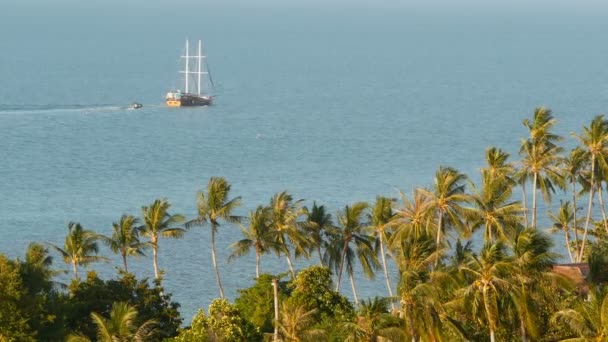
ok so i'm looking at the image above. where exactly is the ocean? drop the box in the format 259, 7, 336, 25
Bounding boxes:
1, 1, 607, 322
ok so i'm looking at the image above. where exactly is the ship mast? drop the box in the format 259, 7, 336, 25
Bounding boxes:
184, 40, 189, 94
197, 40, 202, 96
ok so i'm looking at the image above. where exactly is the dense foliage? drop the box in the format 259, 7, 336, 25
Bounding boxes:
6, 109, 608, 340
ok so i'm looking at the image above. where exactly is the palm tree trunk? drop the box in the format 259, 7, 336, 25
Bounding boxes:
122, 252, 128, 273
522, 181, 529, 228
72, 260, 78, 279
379, 237, 395, 310
564, 226, 574, 263
597, 182, 608, 233
520, 319, 528, 342
152, 240, 159, 280
490, 330, 496, 342
579, 157, 596, 262
532, 172, 538, 229
211, 225, 225, 298
435, 213, 443, 256
349, 271, 359, 304
256, 249, 260, 279
317, 246, 324, 266
572, 181, 580, 260
285, 253, 296, 278
335, 243, 348, 291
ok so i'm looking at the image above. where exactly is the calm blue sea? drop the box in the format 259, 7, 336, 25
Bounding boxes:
1, 1, 608, 322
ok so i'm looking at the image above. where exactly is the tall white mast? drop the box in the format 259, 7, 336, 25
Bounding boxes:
184, 40, 190, 94
197, 40, 202, 95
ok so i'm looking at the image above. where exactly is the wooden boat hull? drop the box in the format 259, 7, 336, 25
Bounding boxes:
166, 94, 212, 107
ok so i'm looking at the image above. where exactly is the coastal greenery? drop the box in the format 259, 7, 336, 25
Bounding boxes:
5, 109, 608, 340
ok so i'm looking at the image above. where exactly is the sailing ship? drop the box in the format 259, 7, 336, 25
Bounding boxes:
166, 40, 214, 107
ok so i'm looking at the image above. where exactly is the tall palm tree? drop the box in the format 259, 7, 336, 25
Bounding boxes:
140, 199, 185, 281
268, 191, 308, 278
548, 201, 581, 263
392, 233, 446, 341
302, 202, 334, 266
186, 177, 241, 298
390, 189, 434, 242
48, 222, 104, 279
552, 286, 608, 340
367, 196, 397, 309
508, 227, 559, 342
465, 177, 523, 242
100, 215, 147, 273
562, 147, 588, 260
518, 139, 564, 229
419, 166, 470, 253
519, 107, 563, 228
481, 147, 516, 186
228, 205, 276, 278
332, 202, 379, 304
66, 302, 159, 342
573, 115, 608, 260
457, 241, 515, 342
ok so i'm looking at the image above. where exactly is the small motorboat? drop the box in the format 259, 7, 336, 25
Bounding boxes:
129, 103, 143, 109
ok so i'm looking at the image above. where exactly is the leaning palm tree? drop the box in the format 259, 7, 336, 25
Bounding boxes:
419, 166, 470, 254
66, 301, 159, 342
302, 202, 335, 266
48, 222, 104, 279
573, 115, 608, 260
140, 199, 185, 281
100, 215, 147, 273
186, 177, 241, 298
367, 196, 397, 309
552, 285, 608, 341
228, 205, 276, 278
268, 191, 308, 278
561, 147, 588, 260
332, 202, 379, 304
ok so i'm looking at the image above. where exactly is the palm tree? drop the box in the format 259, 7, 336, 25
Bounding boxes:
518, 139, 564, 229
229, 205, 276, 278
552, 286, 608, 341
573, 115, 608, 260
481, 147, 516, 186
277, 302, 325, 342
562, 147, 588, 260
509, 227, 559, 342
548, 201, 581, 263
302, 202, 334, 266
519, 107, 563, 228
268, 191, 308, 278
140, 199, 185, 281
457, 241, 515, 342
419, 166, 470, 254
186, 177, 241, 298
392, 233, 445, 341
48, 222, 104, 279
332, 202, 379, 304
66, 302, 159, 342
367, 196, 397, 309
390, 189, 434, 242
465, 176, 522, 242
100, 215, 147, 273
341, 297, 404, 342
